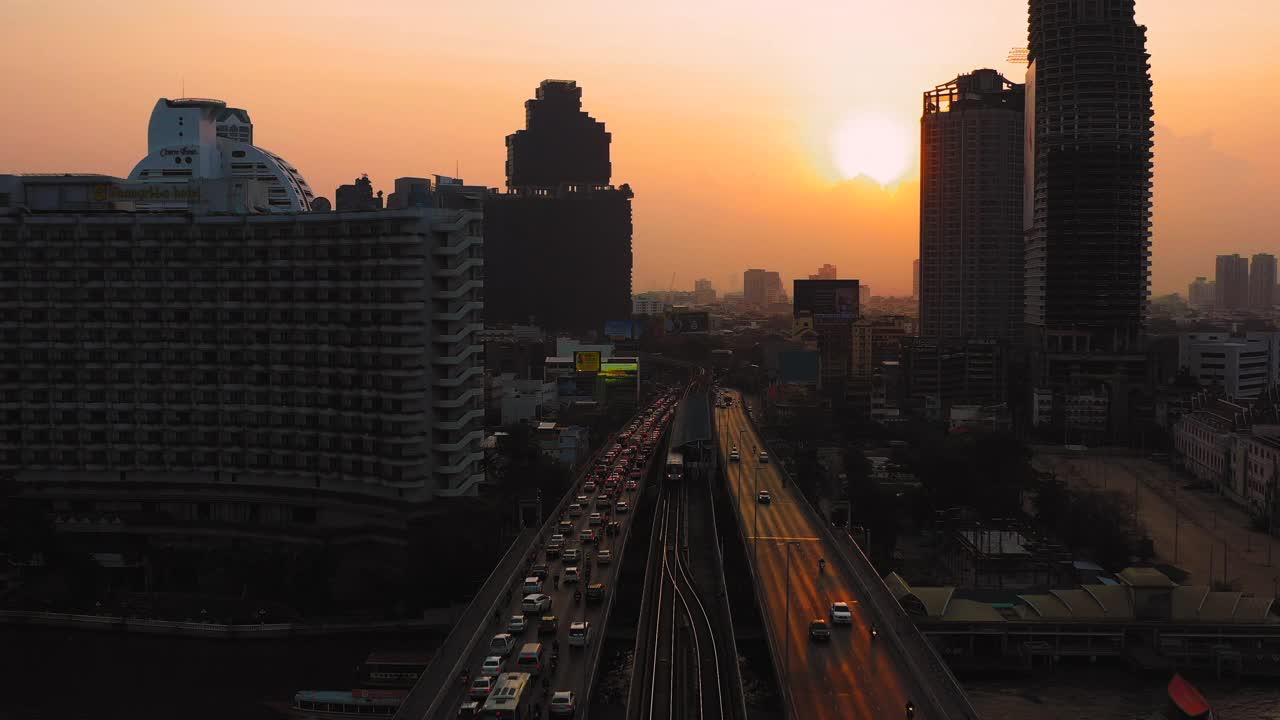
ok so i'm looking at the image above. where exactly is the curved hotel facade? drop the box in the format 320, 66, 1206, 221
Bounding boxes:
0, 99, 485, 554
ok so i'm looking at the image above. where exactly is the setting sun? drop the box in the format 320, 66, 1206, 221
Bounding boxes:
831, 111, 914, 186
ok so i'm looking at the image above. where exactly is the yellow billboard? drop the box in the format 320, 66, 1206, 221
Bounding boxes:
574, 350, 602, 373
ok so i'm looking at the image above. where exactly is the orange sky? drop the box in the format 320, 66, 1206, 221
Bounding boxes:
2, 1, 1276, 297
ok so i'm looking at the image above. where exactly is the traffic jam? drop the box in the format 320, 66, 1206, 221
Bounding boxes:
458, 390, 679, 718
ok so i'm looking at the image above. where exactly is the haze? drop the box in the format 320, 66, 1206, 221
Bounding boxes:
2, 0, 1276, 296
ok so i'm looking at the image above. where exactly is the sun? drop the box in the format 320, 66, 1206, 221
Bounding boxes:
830, 111, 914, 186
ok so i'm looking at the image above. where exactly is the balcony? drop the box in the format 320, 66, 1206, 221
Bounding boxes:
436, 471, 485, 498
434, 302, 483, 322
435, 451, 483, 476
432, 323, 483, 344
433, 387, 483, 409
434, 366, 483, 387
432, 344, 482, 365
433, 430, 484, 452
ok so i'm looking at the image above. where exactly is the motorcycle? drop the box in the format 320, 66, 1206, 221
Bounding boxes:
871, 623, 879, 640
818, 558, 826, 574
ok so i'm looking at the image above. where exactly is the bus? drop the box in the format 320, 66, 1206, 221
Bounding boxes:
480, 672, 532, 719
665, 450, 684, 483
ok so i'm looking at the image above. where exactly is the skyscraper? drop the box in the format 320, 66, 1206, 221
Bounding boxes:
920, 68, 1025, 341
1024, 0, 1154, 354
1187, 276, 1216, 310
809, 264, 838, 280
743, 269, 783, 307
912, 259, 920, 301
485, 81, 633, 333
505, 80, 611, 189
1215, 254, 1250, 310
1250, 253, 1277, 310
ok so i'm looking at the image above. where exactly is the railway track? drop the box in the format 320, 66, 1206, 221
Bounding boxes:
630, 482, 724, 720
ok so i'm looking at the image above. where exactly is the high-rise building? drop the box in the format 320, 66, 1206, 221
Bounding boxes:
1250, 253, 1277, 310
920, 69, 1025, 341
1024, 0, 1154, 354
809, 264, 838, 280
794, 279, 860, 394
693, 278, 716, 305
485, 81, 633, 333
743, 269, 784, 307
1187, 277, 1216, 310
1216, 254, 1251, 310
913, 259, 920, 301
505, 80, 611, 189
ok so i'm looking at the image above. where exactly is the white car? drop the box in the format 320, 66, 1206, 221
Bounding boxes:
469, 675, 495, 700
759, 451, 769, 464
729, 449, 740, 462
523, 577, 542, 595
480, 655, 505, 677
615, 501, 629, 514
508, 615, 527, 633
830, 602, 852, 625
583, 481, 597, 492
568, 503, 583, 517
568, 620, 591, 647
588, 512, 603, 526
563, 566, 581, 584
549, 690, 576, 716
489, 633, 515, 657
521, 594, 551, 614
562, 548, 581, 564
596, 549, 613, 565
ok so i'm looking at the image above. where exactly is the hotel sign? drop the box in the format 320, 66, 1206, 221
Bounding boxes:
93, 183, 201, 203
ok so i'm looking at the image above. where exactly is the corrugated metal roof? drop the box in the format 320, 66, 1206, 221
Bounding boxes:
1018, 594, 1074, 619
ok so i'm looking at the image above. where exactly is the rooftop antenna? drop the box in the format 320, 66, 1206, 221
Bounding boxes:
181, 75, 185, 98
455, 159, 460, 178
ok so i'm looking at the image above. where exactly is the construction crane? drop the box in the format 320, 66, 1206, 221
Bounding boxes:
668, 272, 677, 305
1008, 47, 1030, 64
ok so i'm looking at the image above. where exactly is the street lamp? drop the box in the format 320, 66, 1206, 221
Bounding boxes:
783, 540, 802, 717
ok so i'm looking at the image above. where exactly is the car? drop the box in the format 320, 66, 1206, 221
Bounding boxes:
729, 449, 740, 462
829, 602, 852, 625
549, 690, 576, 716
521, 594, 551, 614
757, 490, 771, 504
457, 700, 482, 718
538, 614, 558, 635
588, 512, 603, 527
586, 582, 605, 603
606, 521, 621, 536
530, 562, 548, 580
523, 577, 543, 595
567, 503, 583, 518
596, 549, 613, 565
489, 633, 515, 656
562, 548, 581, 564
468, 675, 495, 699
583, 481, 597, 492
568, 620, 591, 646
615, 501, 629, 514
508, 615, 527, 633
809, 619, 831, 641
563, 566, 581, 584
575, 495, 589, 505
480, 655, 505, 677
624, 479, 639, 491
596, 497, 612, 510
759, 451, 769, 464
579, 529, 598, 545
558, 520, 575, 536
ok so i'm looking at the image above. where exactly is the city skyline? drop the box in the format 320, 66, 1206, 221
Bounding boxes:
3, 1, 1276, 297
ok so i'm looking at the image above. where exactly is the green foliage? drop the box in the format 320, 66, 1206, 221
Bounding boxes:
1033, 477, 1153, 571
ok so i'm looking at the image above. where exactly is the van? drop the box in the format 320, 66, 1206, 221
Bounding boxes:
523, 577, 542, 595
514, 642, 544, 674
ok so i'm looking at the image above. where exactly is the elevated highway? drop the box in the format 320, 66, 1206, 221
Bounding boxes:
716, 389, 978, 720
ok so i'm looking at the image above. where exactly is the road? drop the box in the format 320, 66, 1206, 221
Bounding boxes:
438, 396, 676, 718
716, 389, 917, 720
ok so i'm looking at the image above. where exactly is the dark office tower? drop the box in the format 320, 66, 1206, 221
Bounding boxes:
485, 80, 633, 333
1024, 0, 1154, 354
1250, 253, 1277, 310
920, 69, 1025, 341
506, 80, 612, 189
1215, 254, 1250, 310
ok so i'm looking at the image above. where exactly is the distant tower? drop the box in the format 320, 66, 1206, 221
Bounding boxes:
1250, 254, 1277, 309
1215, 254, 1250, 310
1024, 0, 1154, 353
505, 80, 612, 189
920, 69, 1024, 340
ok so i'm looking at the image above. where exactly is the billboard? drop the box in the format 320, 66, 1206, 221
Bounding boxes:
604, 320, 637, 341
663, 311, 710, 335
793, 279, 859, 320
574, 350, 602, 373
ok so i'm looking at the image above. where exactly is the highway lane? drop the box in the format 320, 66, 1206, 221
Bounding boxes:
716, 390, 917, 720
439, 397, 676, 718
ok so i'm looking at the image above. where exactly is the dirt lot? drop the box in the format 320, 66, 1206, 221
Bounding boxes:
1033, 449, 1280, 597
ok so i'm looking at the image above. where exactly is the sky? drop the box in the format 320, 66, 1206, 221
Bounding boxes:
2, 0, 1277, 297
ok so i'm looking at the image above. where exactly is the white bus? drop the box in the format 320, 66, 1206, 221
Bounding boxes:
480, 672, 532, 720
